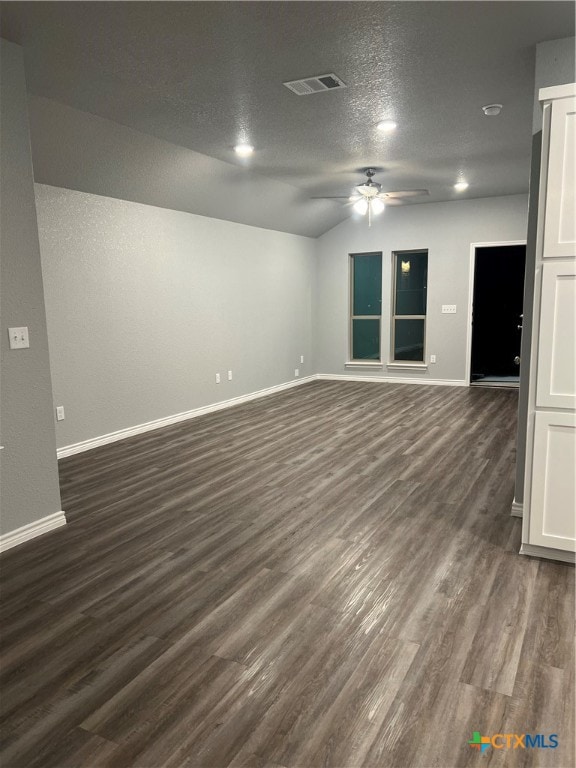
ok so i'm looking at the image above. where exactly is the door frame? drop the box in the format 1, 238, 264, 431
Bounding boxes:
465, 240, 527, 385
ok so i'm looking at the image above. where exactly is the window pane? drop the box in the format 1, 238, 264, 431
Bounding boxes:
352, 319, 380, 360
394, 319, 425, 361
353, 253, 382, 315
395, 252, 427, 315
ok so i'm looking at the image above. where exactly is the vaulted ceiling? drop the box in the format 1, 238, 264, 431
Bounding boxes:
1, 2, 574, 236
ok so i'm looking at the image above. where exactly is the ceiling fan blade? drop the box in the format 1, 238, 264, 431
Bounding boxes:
381, 189, 429, 199
310, 196, 354, 200
383, 198, 405, 206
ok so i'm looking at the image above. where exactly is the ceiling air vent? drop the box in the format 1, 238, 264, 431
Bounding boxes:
283, 73, 347, 96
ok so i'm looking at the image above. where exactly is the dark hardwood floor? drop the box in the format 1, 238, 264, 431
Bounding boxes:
1, 380, 574, 768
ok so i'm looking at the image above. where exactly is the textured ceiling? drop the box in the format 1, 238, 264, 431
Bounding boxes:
1, 1, 574, 235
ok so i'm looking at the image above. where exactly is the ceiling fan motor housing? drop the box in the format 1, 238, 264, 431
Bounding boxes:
356, 169, 381, 197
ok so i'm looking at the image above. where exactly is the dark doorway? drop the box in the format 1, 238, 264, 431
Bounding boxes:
470, 244, 526, 384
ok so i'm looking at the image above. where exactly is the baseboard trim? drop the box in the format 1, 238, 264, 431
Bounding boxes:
519, 543, 575, 564
510, 500, 523, 518
57, 372, 471, 459
317, 373, 468, 388
0, 511, 67, 554
57, 376, 316, 459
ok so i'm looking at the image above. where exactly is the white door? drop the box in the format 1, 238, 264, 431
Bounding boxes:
536, 261, 576, 409
529, 411, 576, 551
543, 95, 576, 258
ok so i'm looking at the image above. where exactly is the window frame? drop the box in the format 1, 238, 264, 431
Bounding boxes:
391, 249, 428, 364
349, 251, 383, 363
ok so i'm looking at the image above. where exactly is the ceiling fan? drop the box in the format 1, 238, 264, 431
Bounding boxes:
312, 169, 429, 226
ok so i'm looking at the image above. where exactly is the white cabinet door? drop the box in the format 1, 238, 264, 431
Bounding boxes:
529, 411, 576, 552
543, 96, 576, 259
536, 261, 576, 409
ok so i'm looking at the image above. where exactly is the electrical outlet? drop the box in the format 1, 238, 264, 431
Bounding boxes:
215, 373, 221, 384
56, 406, 65, 421
295, 368, 300, 377
300, 355, 304, 364
228, 370, 233, 381
8, 327, 29, 349
430, 354, 437, 364
441, 304, 457, 314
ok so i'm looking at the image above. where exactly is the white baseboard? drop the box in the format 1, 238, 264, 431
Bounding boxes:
520, 542, 575, 564
0, 511, 67, 554
511, 500, 523, 518
57, 373, 471, 459
57, 375, 316, 459
317, 373, 468, 387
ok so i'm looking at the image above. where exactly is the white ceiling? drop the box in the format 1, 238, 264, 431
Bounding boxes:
1, 1, 574, 236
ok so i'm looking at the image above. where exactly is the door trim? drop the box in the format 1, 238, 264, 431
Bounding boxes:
465, 240, 527, 385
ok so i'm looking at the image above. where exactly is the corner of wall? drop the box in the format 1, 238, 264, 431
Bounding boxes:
0, 39, 62, 536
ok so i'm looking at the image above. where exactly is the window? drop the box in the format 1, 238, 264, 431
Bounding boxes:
350, 252, 382, 361
392, 250, 428, 362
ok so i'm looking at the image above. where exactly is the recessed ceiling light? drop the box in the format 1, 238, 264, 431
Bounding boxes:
454, 181, 469, 192
482, 104, 502, 116
377, 120, 397, 133
234, 143, 254, 157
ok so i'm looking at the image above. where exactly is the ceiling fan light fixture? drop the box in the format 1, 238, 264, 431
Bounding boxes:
312, 170, 427, 226
356, 184, 379, 198
377, 120, 397, 133
353, 199, 369, 215
454, 180, 469, 191
234, 143, 254, 157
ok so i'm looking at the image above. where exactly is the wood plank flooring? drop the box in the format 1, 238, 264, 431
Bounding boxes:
1, 380, 574, 768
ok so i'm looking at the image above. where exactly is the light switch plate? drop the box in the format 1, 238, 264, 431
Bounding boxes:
441, 305, 457, 314
8, 327, 29, 349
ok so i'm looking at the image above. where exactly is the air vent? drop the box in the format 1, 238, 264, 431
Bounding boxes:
283, 73, 347, 96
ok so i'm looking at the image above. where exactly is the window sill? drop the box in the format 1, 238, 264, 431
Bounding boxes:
387, 362, 428, 371
345, 361, 383, 369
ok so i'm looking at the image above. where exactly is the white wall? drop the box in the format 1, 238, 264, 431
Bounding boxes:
36, 185, 315, 450
0, 42, 62, 535
315, 194, 529, 382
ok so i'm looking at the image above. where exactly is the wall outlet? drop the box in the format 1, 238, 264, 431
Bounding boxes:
215, 373, 221, 383
8, 327, 30, 349
56, 406, 65, 421
430, 354, 437, 364
295, 368, 300, 377
227, 370, 233, 381
441, 304, 457, 314
300, 355, 304, 364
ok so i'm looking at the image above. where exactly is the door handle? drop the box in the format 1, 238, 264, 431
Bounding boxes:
517, 325, 523, 330
514, 356, 521, 365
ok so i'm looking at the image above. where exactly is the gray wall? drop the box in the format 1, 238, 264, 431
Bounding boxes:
315, 194, 529, 381
35, 185, 315, 450
514, 133, 542, 507
0, 41, 62, 535
532, 37, 575, 132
